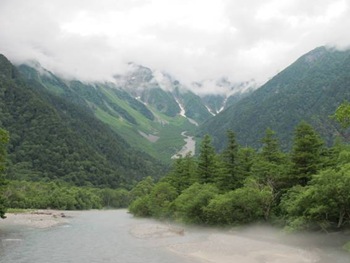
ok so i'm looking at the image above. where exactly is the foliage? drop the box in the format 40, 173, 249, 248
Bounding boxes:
162, 153, 196, 193
205, 184, 273, 225
201, 47, 350, 151
129, 119, 350, 232
4, 180, 130, 210
217, 130, 241, 190
0, 128, 9, 218
332, 101, 350, 129
281, 165, 350, 230
290, 121, 324, 186
148, 182, 178, 218
174, 183, 219, 224
128, 195, 152, 217
197, 135, 219, 184
129, 176, 154, 201
0, 54, 165, 188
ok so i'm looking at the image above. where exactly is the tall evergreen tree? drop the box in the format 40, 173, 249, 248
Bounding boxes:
197, 134, 218, 184
218, 130, 241, 190
291, 121, 323, 186
251, 128, 289, 199
261, 128, 283, 163
165, 152, 196, 193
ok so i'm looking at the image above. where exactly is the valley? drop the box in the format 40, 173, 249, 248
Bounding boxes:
1, 1, 350, 262
171, 131, 196, 158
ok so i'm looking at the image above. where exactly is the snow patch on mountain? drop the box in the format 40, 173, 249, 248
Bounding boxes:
174, 97, 186, 117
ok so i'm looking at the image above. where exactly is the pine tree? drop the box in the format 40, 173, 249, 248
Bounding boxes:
218, 130, 241, 190
197, 135, 218, 184
291, 121, 323, 186
261, 128, 282, 163
252, 129, 288, 188
166, 152, 196, 193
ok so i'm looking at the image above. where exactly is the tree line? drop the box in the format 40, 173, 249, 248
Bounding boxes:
129, 107, 350, 231
1, 102, 350, 232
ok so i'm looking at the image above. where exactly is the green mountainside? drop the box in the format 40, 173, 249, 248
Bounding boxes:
18, 64, 200, 162
0, 54, 165, 188
17, 62, 255, 162
201, 46, 350, 150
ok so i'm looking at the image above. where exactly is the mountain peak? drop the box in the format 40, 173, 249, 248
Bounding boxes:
0, 54, 17, 79
301, 46, 329, 65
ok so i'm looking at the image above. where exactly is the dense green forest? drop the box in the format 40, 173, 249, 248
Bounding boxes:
17, 64, 198, 163
129, 113, 350, 231
0, 54, 165, 189
0, 125, 132, 212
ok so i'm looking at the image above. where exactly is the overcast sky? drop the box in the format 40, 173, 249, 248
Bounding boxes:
1, 0, 350, 92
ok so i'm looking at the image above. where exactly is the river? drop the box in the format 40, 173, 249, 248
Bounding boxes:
0, 210, 349, 263
172, 131, 196, 158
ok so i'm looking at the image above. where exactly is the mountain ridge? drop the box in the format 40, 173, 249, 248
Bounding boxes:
200, 46, 350, 150
17, 61, 252, 161
0, 54, 165, 188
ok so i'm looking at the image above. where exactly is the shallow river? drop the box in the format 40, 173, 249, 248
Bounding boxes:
0, 210, 349, 263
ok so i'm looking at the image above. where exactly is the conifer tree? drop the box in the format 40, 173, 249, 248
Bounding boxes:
261, 128, 282, 163
218, 130, 241, 190
166, 152, 196, 193
291, 121, 323, 186
197, 134, 218, 184
252, 128, 289, 194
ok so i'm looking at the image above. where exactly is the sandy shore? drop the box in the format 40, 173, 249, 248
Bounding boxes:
130, 222, 321, 263
168, 233, 320, 263
130, 222, 185, 239
1, 210, 75, 229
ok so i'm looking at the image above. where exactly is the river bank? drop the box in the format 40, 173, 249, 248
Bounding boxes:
1, 209, 75, 229
130, 220, 349, 263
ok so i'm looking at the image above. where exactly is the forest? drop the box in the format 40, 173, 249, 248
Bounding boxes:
0, 54, 165, 190
1, 102, 350, 232
129, 105, 350, 231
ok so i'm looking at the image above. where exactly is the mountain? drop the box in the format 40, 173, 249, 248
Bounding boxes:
114, 64, 213, 122
0, 54, 165, 188
200, 46, 350, 150
17, 62, 252, 161
196, 79, 256, 115
18, 64, 194, 162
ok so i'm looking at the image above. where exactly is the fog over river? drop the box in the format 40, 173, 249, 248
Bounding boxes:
0, 210, 348, 263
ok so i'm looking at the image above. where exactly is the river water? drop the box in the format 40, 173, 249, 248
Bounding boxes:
172, 131, 196, 158
0, 210, 349, 263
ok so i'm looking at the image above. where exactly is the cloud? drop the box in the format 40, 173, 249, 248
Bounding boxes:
0, 0, 349, 92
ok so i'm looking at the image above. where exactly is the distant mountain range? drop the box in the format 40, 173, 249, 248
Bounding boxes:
17, 61, 253, 162
1, 45, 349, 187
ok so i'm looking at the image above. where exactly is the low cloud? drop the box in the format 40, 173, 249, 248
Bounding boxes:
0, 0, 349, 93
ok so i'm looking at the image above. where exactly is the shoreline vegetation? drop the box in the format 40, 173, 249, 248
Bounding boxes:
129, 122, 350, 233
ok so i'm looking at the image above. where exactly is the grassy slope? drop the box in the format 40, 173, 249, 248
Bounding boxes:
17, 64, 198, 163
95, 85, 197, 163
